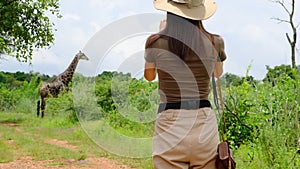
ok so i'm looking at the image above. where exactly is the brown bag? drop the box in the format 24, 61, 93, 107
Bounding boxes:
216, 141, 236, 169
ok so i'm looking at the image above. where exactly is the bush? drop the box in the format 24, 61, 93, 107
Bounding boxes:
233, 68, 300, 168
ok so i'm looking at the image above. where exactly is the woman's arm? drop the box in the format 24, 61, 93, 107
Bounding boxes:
218, 37, 227, 62
214, 36, 227, 78
144, 20, 164, 81
159, 19, 167, 31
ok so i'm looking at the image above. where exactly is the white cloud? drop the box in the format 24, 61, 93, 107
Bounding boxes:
62, 13, 81, 21
89, 22, 102, 32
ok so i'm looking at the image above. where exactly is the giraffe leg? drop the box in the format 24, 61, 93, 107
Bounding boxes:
37, 100, 40, 117
41, 98, 46, 118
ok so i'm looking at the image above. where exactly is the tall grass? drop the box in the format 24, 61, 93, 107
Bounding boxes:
232, 70, 300, 168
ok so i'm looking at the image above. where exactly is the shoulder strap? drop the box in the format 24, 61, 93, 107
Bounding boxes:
211, 35, 219, 109
211, 34, 226, 142
212, 76, 226, 141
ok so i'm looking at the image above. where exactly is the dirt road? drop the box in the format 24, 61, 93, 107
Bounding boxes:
0, 155, 135, 169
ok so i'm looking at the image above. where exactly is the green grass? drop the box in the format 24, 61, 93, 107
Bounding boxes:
0, 112, 152, 168
1, 107, 299, 169
0, 139, 14, 162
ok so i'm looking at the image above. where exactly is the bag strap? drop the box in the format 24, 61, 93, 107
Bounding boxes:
212, 76, 226, 142
211, 35, 226, 142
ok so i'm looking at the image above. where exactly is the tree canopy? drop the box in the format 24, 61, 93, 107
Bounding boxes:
0, 0, 61, 62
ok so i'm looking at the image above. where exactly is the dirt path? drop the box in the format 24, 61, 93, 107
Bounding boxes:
44, 138, 78, 151
0, 122, 137, 169
0, 156, 134, 169
0, 139, 135, 169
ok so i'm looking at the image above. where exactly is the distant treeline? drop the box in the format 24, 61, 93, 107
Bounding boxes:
1, 64, 299, 89
0, 71, 55, 89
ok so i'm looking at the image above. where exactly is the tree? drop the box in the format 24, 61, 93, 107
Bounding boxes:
271, 0, 299, 68
222, 73, 243, 87
0, 0, 61, 62
263, 64, 295, 83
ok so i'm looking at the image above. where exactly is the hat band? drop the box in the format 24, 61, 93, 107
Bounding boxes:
172, 0, 191, 4
170, 0, 204, 7
191, 0, 203, 7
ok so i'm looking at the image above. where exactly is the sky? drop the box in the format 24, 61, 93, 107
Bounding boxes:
0, 0, 299, 80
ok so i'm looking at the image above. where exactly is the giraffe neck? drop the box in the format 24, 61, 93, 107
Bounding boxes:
59, 56, 80, 85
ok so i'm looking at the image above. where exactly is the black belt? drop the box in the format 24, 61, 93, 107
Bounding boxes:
158, 100, 211, 113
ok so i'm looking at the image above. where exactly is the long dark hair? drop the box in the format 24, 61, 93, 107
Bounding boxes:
162, 12, 202, 60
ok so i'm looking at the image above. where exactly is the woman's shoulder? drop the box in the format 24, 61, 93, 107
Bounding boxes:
210, 34, 224, 45
145, 33, 168, 49
145, 34, 161, 49
210, 34, 227, 61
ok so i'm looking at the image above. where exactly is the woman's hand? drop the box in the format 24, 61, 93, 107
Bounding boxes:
159, 19, 167, 31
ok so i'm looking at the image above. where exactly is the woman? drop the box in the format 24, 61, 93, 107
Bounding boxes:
144, 0, 227, 168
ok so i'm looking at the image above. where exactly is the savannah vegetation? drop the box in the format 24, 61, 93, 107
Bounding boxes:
0, 0, 299, 168
0, 66, 299, 168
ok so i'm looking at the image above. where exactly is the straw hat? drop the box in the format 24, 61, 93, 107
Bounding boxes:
154, 0, 217, 20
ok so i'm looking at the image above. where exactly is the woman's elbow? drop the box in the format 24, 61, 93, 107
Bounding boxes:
144, 70, 156, 82
144, 74, 156, 82
144, 62, 156, 81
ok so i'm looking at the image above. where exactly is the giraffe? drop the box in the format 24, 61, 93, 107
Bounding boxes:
37, 51, 89, 118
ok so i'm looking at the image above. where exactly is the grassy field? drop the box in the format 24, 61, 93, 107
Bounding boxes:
1, 70, 300, 168
0, 112, 153, 168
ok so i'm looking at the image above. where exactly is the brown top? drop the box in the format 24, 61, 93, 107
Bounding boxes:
145, 35, 226, 103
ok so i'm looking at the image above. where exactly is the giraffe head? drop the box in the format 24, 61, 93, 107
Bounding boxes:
77, 50, 89, 61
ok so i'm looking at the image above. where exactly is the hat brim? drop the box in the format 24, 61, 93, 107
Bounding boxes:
154, 0, 217, 20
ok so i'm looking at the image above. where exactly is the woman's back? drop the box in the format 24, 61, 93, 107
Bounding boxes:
146, 36, 215, 102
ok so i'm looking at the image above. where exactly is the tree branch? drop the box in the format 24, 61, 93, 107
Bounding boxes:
296, 22, 300, 29
224, 102, 254, 132
271, 17, 290, 24
272, 0, 292, 15
286, 33, 292, 45
290, 0, 295, 18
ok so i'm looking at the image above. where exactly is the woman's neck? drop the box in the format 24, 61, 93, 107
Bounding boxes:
198, 21, 213, 38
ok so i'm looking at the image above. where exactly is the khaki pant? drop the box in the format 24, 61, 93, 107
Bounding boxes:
153, 108, 219, 169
